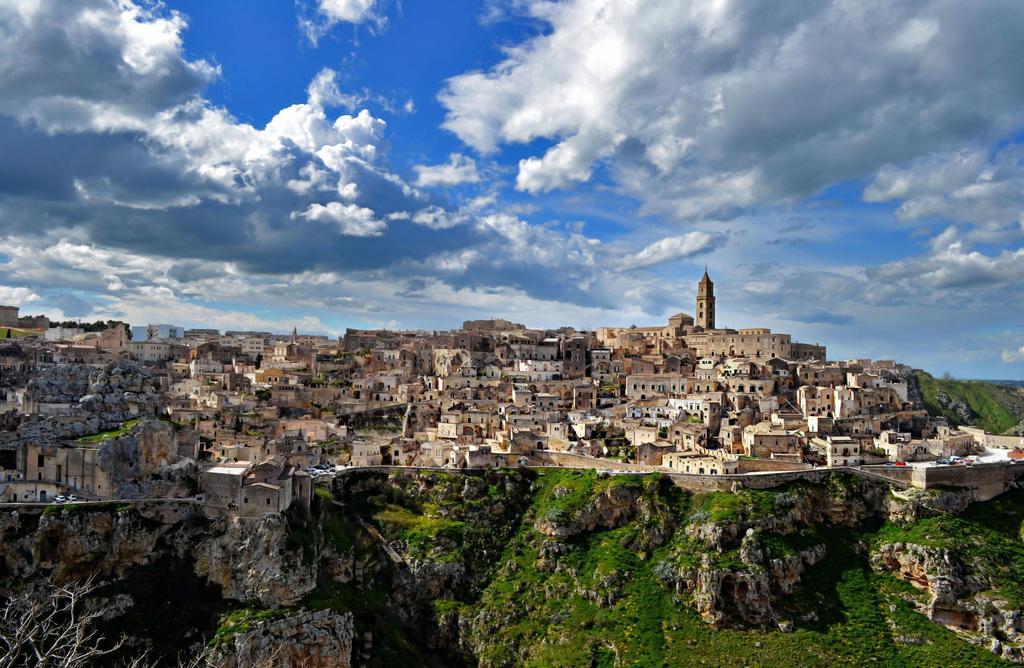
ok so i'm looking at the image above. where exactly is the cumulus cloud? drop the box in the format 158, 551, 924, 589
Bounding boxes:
0, 286, 40, 305
300, 0, 384, 44
306, 68, 358, 109
316, 0, 379, 23
0, 0, 694, 334
413, 153, 480, 187
621, 232, 724, 270
440, 0, 1024, 217
865, 144, 1024, 240
411, 205, 471, 230
291, 202, 387, 236
1003, 345, 1024, 364
872, 236, 1024, 290
0, 0, 218, 134
0, 0, 444, 270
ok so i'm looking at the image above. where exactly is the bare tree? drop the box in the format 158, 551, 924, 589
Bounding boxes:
0, 577, 298, 668
0, 577, 126, 667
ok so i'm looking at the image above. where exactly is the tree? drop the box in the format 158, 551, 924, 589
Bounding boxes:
0, 577, 287, 667
0, 577, 127, 666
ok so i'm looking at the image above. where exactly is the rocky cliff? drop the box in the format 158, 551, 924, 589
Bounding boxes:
212, 610, 354, 668
318, 469, 1022, 666
2, 468, 1022, 666
0, 499, 344, 665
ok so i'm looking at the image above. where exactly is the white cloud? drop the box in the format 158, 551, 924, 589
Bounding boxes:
0, 0, 218, 133
291, 202, 387, 237
411, 205, 470, 230
873, 238, 1024, 291
301, 0, 384, 45
865, 144, 1024, 240
0, 286, 40, 305
413, 153, 480, 187
306, 68, 358, 109
316, 0, 379, 23
475, 213, 599, 269
1002, 345, 1024, 364
440, 0, 1024, 218
621, 232, 723, 270
516, 131, 613, 193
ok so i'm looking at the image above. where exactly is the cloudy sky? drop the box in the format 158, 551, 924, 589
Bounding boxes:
0, 0, 1022, 378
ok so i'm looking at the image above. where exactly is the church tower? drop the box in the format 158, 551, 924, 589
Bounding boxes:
697, 268, 715, 330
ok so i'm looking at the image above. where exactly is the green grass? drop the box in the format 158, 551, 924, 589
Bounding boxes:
75, 417, 144, 444
0, 327, 37, 338
917, 371, 1021, 434
870, 486, 1024, 608
372, 503, 467, 561
209, 607, 293, 648
689, 485, 801, 523
265, 469, 1022, 667
465, 483, 1013, 667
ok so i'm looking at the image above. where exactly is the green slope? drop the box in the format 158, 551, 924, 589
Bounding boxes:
293, 469, 1020, 667
916, 371, 1024, 434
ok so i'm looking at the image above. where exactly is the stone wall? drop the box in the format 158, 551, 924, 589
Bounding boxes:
913, 462, 1024, 501
530, 450, 662, 472
737, 458, 812, 473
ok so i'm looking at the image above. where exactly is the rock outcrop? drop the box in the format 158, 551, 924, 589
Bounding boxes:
659, 529, 828, 628
214, 610, 354, 668
194, 512, 319, 607
0, 506, 172, 581
98, 419, 198, 498
872, 541, 1024, 661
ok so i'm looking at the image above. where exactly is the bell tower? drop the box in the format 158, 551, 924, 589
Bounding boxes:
697, 268, 715, 330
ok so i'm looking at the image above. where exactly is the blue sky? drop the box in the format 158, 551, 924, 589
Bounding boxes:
0, 0, 1022, 378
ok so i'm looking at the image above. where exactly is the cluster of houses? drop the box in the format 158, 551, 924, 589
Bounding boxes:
0, 272, 996, 515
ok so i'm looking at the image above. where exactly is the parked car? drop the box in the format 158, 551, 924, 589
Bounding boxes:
67, 495, 78, 502
54, 495, 67, 503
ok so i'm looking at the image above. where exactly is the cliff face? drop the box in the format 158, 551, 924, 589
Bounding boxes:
869, 491, 1024, 663
3, 468, 1022, 666
0, 501, 337, 665
213, 610, 354, 668
325, 469, 1020, 666
1, 506, 173, 581
192, 512, 319, 607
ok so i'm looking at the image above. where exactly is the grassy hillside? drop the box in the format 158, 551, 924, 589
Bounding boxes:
916, 371, 1024, 434
284, 469, 1020, 667
457, 472, 1008, 667
0, 326, 38, 338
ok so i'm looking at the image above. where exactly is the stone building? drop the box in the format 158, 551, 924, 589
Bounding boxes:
696, 268, 715, 330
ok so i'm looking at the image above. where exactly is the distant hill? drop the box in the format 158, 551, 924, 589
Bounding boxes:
974, 379, 1024, 388
916, 371, 1024, 435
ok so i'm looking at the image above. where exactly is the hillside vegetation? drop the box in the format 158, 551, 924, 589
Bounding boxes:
0, 326, 38, 338
916, 371, 1024, 434
276, 469, 1024, 666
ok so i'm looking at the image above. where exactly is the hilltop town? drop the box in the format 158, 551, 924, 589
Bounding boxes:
2, 271, 1020, 515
